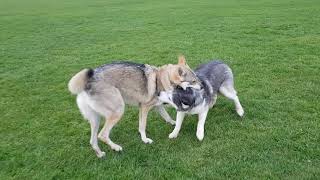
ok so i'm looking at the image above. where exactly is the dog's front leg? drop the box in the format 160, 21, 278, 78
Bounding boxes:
139, 105, 153, 144
155, 105, 175, 125
196, 108, 209, 141
169, 111, 185, 139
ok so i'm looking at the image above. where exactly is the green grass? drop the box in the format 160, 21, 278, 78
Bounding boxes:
1, 0, 320, 179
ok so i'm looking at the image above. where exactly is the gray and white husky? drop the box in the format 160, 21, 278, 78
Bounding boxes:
159, 61, 244, 141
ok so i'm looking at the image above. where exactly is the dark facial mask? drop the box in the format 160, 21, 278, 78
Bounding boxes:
173, 87, 197, 111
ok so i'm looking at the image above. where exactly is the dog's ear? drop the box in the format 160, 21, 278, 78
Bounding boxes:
178, 55, 186, 65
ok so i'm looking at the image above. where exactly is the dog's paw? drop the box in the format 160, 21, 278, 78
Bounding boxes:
142, 138, 153, 144
96, 151, 106, 158
110, 144, 123, 152
196, 130, 204, 141
169, 132, 178, 139
236, 108, 244, 117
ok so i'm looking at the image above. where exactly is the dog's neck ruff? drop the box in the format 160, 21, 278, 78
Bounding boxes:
155, 66, 174, 94
155, 73, 164, 94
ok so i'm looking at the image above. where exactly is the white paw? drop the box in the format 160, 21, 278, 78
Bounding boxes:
96, 151, 106, 158
236, 108, 244, 117
196, 130, 204, 141
110, 144, 123, 152
142, 138, 153, 144
169, 132, 178, 139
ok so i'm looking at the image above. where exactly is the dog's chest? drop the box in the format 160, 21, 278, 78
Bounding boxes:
186, 101, 208, 114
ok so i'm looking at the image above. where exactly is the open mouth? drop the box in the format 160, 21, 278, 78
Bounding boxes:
180, 82, 201, 90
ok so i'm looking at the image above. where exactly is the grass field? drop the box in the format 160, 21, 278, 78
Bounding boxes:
1, 0, 320, 179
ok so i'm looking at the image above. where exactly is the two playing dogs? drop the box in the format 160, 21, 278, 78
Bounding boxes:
68, 56, 244, 157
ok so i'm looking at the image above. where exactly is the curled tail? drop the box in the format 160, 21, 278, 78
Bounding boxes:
68, 69, 94, 95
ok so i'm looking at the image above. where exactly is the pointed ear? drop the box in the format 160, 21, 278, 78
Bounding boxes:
178, 55, 186, 65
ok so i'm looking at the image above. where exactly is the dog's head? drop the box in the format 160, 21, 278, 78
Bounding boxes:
159, 56, 201, 91
159, 86, 202, 111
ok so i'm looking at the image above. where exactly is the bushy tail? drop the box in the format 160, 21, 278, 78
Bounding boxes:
68, 69, 94, 95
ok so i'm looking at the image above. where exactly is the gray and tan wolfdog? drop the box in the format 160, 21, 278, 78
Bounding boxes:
68, 56, 201, 158
159, 60, 244, 141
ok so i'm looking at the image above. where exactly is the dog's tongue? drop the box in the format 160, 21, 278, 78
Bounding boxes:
181, 103, 190, 109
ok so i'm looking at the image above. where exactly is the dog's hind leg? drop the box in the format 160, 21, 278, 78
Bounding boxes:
77, 94, 105, 158
97, 88, 125, 152
219, 82, 244, 117
89, 117, 106, 157
155, 105, 175, 125
99, 112, 124, 152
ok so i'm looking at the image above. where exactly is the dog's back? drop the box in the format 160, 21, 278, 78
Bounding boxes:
195, 61, 233, 95
192, 60, 244, 116
87, 62, 153, 105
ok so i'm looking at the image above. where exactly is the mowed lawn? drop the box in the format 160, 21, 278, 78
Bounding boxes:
1, 0, 320, 179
